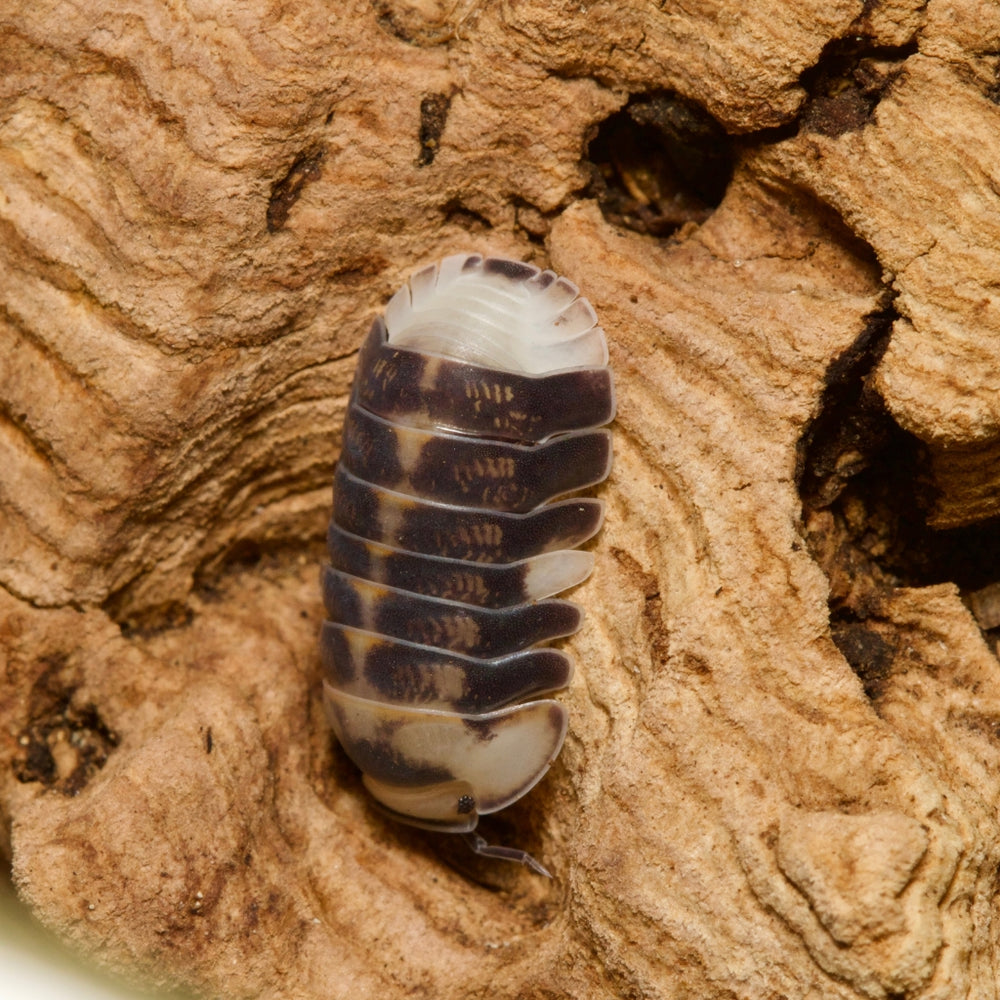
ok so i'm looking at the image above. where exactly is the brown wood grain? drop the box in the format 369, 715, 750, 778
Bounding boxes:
3, 1, 1000, 997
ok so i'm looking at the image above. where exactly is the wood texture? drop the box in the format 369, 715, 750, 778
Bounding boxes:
3, 1, 1000, 998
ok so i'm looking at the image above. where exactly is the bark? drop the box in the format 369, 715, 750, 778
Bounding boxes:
3, 1, 1000, 998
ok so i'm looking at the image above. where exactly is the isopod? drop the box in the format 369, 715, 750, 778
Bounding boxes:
321, 253, 614, 875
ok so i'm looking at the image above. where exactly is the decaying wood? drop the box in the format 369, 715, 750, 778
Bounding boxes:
3, 1, 1000, 998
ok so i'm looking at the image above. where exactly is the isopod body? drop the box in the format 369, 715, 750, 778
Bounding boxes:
321, 253, 614, 874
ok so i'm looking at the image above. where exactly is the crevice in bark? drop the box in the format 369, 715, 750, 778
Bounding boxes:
984, 71, 1000, 105
512, 196, 552, 246
440, 198, 493, 232
267, 147, 327, 233
12, 654, 119, 795
584, 91, 734, 237
799, 306, 1000, 693
798, 37, 918, 137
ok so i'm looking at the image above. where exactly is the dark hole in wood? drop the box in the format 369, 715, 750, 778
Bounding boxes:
798, 304, 1000, 692
798, 37, 917, 138
586, 91, 733, 237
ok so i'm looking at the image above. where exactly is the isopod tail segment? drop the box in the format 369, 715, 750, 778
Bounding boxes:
322, 252, 614, 876
323, 685, 566, 876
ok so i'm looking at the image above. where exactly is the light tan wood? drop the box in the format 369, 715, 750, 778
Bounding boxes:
3, 1, 1000, 997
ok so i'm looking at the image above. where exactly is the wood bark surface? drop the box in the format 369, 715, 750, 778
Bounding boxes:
3, 1, 1000, 998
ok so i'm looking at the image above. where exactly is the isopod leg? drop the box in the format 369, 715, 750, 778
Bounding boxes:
462, 831, 552, 878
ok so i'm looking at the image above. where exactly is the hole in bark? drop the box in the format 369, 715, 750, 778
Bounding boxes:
799, 308, 1000, 689
417, 92, 451, 166
267, 147, 326, 233
13, 655, 119, 795
586, 91, 734, 237
798, 37, 916, 137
